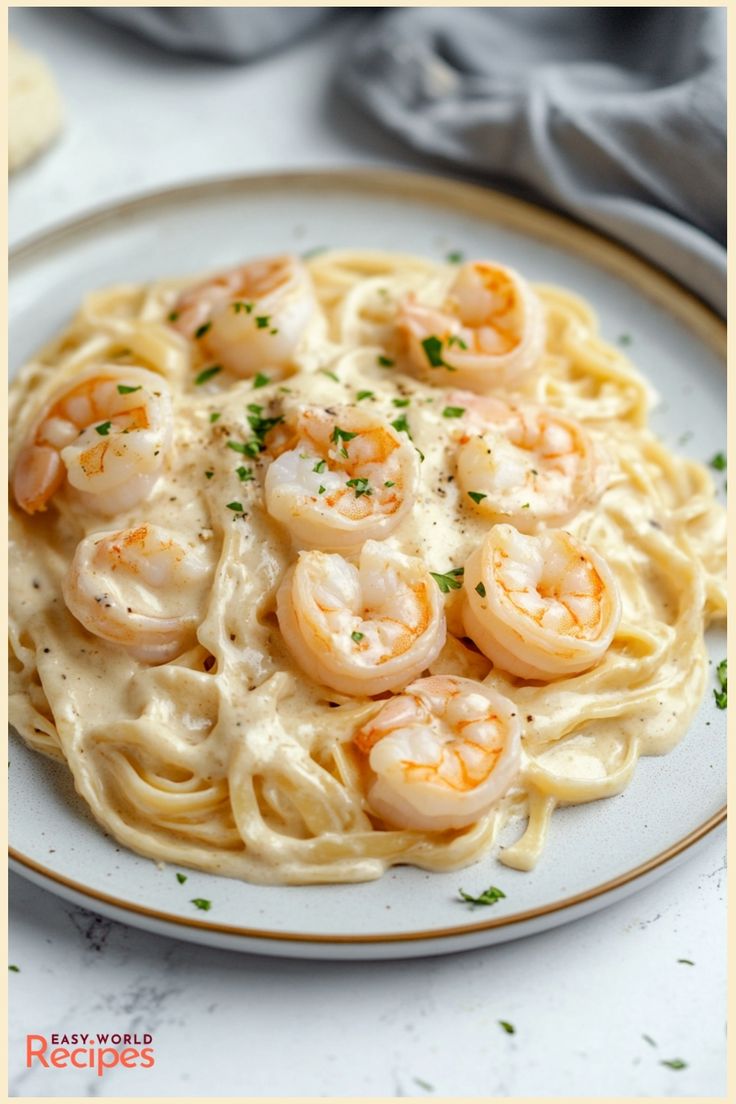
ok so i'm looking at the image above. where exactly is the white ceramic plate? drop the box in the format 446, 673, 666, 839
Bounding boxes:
9, 170, 726, 959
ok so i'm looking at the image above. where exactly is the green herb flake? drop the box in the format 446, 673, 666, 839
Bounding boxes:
331, 426, 358, 446
710, 451, 727, 471
522, 502, 530, 509
191, 898, 212, 911
377, 355, 395, 368
194, 321, 212, 339
413, 1078, 434, 1093
253, 373, 271, 389
209, 412, 221, 423
642, 1034, 657, 1048
421, 335, 447, 368
255, 315, 271, 329
392, 398, 410, 408
468, 491, 487, 504
447, 334, 468, 350
227, 440, 249, 454
498, 1020, 515, 1035
346, 477, 372, 498
677, 958, 695, 965
204, 470, 214, 480
116, 384, 142, 395
660, 1058, 687, 1071
459, 885, 506, 907
195, 364, 223, 386
430, 569, 464, 594
226, 501, 244, 513
384, 480, 395, 488
176, 873, 188, 885
351, 631, 365, 644
617, 333, 632, 347
714, 658, 727, 709
318, 485, 326, 495
95, 421, 112, 436
167, 310, 180, 323
236, 466, 254, 482
446, 250, 464, 264
320, 369, 340, 382
475, 582, 486, 598
232, 301, 254, 314
391, 414, 411, 436
443, 406, 465, 418
8, 965, 19, 973
313, 459, 327, 473
356, 390, 374, 401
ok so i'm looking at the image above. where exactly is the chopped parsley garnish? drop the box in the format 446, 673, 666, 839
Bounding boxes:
117, 384, 142, 395
467, 491, 487, 504
710, 451, 727, 471
209, 412, 221, 423
677, 958, 694, 965
8, 965, 19, 973
660, 1059, 687, 1071
253, 373, 270, 389
430, 568, 464, 594
195, 364, 222, 386
498, 1021, 515, 1035
443, 406, 465, 418
318, 485, 326, 495
167, 310, 180, 322
642, 1034, 657, 1048
255, 315, 271, 329
320, 369, 339, 382
522, 502, 530, 509
475, 582, 486, 598
194, 321, 212, 339
331, 426, 358, 450
617, 333, 632, 347
243, 406, 285, 454
232, 301, 254, 314
447, 335, 468, 350
356, 390, 374, 401
413, 1078, 434, 1092
236, 466, 254, 482
377, 355, 395, 368
384, 480, 395, 488
95, 421, 112, 436
713, 658, 727, 709
392, 398, 410, 408
227, 440, 250, 454
176, 873, 187, 885
204, 470, 214, 480
313, 459, 327, 473
446, 250, 464, 264
421, 335, 447, 368
459, 885, 506, 906
226, 501, 244, 513
346, 477, 372, 497
191, 898, 212, 911
391, 414, 411, 435
351, 631, 365, 643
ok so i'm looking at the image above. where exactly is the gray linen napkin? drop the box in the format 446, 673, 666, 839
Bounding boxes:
342, 8, 726, 314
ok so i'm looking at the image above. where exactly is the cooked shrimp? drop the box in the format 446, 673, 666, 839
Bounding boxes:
354, 675, 521, 830
12, 365, 172, 516
397, 260, 545, 391
170, 254, 315, 377
453, 391, 607, 531
264, 405, 419, 551
276, 540, 446, 696
463, 525, 621, 680
63, 524, 214, 664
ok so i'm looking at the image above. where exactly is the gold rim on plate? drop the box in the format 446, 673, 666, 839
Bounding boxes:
9, 168, 727, 947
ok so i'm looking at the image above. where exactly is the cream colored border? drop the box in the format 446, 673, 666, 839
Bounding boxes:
8, 167, 727, 947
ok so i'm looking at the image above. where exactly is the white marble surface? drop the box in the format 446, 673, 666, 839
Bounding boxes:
8, 8, 727, 1098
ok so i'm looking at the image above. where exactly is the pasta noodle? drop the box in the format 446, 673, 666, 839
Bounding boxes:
8, 249, 726, 884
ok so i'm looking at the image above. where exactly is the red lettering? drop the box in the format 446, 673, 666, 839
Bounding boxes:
70, 1048, 88, 1069
97, 1048, 119, 1077
119, 1047, 138, 1068
26, 1035, 49, 1068
140, 1047, 155, 1069
50, 1047, 70, 1068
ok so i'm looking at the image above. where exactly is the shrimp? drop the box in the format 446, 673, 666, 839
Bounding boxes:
463, 525, 621, 680
276, 540, 446, 696
354, 675, 521, 831
453, 391, 607, 531
62, 524, 214, 664
170, 254, 315, 377
397, 260, 545, 391
264, 405, 419, 551
12, 365, 173, 516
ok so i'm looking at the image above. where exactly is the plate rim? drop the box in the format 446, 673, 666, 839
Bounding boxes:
9, 166, 727, 948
